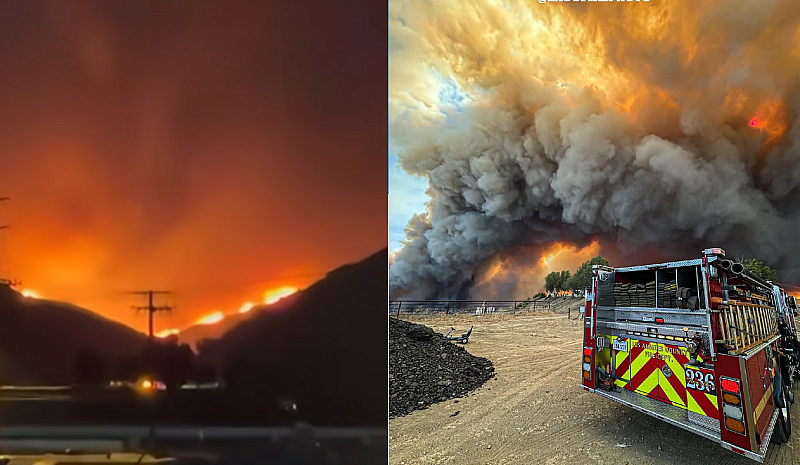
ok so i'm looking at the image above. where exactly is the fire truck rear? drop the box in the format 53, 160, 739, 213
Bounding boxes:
580, 247, 800, 462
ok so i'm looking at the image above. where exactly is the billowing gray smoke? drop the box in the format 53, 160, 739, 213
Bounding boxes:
389, 0, 800, 299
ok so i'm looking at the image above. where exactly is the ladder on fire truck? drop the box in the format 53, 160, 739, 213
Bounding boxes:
716, 301, 779, 354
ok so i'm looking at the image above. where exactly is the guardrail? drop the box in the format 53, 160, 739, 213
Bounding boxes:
389, 299, 552, 317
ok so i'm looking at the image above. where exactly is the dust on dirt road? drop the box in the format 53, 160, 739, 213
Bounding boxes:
389, 312, 799, 465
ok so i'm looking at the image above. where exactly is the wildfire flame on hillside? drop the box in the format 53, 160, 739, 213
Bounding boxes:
156, 286, 299, 338
20, 289, 40, 299
195, 311, 224, 325
263, 286, 298, 305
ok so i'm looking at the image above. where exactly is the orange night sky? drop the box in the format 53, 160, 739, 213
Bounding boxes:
0, 1, 385, 332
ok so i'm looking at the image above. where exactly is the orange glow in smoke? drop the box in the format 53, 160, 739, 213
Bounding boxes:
470, 240, 602, 297
749, 99, 788, 147
540, 240, 601, 272
263, 286, 298, 305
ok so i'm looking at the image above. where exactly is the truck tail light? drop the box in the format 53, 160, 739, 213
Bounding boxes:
725, 417, 746, 435
582, 347, 592, 381
721, 377, 740, 394
722, 392, 741, 406
720, 377, 745, 435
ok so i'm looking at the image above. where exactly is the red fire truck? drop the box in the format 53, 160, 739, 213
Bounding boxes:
580, 247, 800, 462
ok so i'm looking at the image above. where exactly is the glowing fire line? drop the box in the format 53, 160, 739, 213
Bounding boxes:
156, 286, 299, 337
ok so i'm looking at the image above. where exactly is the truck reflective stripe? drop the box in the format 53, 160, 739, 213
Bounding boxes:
660, 346, 689, 407
753, 383, 773, 426
630, 342, 660, 398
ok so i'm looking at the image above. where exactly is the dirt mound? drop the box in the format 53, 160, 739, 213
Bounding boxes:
389, 317, 494, 418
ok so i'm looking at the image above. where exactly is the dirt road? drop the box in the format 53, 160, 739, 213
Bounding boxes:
389, 313, 799, 465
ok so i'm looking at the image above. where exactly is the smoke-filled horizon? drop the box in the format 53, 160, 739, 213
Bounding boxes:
389, 0, 800, 300
0, 0, 385, 330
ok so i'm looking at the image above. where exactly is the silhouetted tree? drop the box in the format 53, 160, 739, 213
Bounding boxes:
162, 343, 194, 389
190, 364, 217, 384
141, 338, 195, 389
222, 355, 250, 390
740, 258, 777, 283
111, 355, 140, 382
571, 256, 610, 290
74, 348, 105, 385
557, 270, 571, 294
545, 271, 560, 295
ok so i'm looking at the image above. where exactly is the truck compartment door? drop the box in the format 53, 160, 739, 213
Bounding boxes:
629, 339, 661, 400
658, 343, 689, 408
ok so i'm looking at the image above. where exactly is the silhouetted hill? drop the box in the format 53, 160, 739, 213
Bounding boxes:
198, 249, 386, 426
0, 284, 149, 384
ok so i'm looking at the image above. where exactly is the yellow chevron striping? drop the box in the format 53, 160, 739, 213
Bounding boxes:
631, 344, 658, 395
688, 391, 705, 415
663, 352, 687, 387
637, 367, 659, 396
687, 378, 719, 417
660, 368, 683, 406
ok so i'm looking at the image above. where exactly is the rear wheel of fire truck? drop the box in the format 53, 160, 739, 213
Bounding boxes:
774, 383, 792, 443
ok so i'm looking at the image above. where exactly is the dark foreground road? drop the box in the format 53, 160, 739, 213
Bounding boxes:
0, 425, 387, 465
0, 387, 387, 464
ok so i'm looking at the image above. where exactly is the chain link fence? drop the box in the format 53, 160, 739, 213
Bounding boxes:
388, 300, 552, 318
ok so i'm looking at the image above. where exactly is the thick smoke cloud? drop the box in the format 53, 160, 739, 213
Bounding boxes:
389, 0, 800, 299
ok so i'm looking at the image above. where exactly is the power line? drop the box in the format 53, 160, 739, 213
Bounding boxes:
130, 290, 173, 338
776, 282, 800, 290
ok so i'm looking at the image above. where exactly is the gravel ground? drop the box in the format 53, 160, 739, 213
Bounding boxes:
389, 318, 494, 418
389, 312, 800, 465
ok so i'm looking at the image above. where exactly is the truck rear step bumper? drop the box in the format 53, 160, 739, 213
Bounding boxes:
583, 385, 778, 463
586, 386, 720, 442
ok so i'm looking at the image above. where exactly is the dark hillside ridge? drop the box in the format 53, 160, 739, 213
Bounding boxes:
199, 249, 387, 426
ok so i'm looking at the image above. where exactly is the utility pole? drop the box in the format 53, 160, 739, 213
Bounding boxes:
130, 289, 172, 452
0, 197, 12, 287
131, 290, 172, 338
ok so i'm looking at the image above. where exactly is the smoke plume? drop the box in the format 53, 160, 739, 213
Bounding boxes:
389, 0, 800, 299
